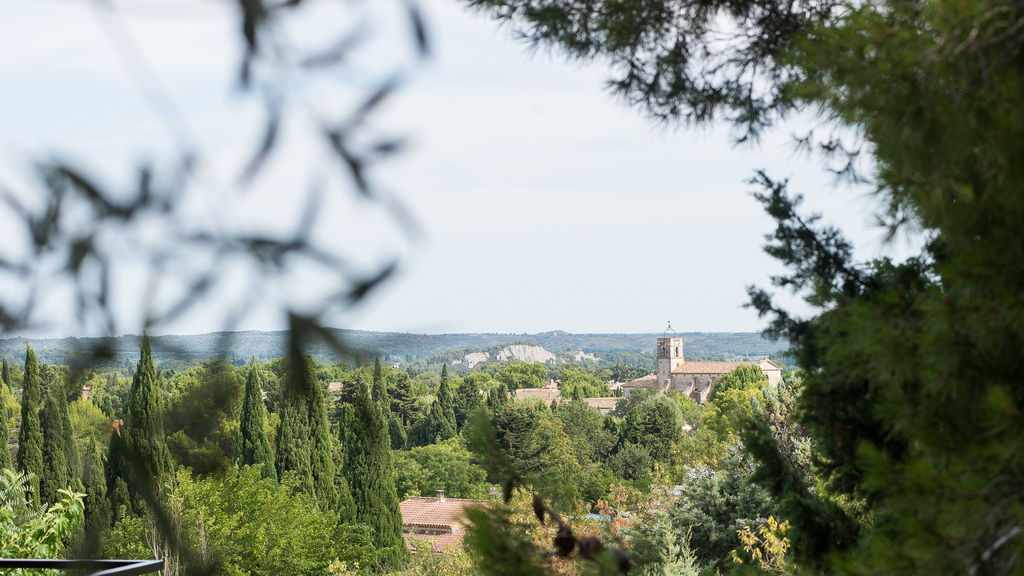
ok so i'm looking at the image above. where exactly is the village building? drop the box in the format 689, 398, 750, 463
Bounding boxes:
399, 491, 488, 553
622, 336, 782, 403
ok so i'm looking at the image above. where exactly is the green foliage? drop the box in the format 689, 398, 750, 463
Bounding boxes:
558, 369, 610, 399
236, 365, 276, 480
0, 385, 10, 470
165, 360, 244, 475
168, 468, 379, 576
78, 438, 111, 557
0, 468, 84, 560
39, 393, 71, 506
553, 398, 616, 465
388, 371, 419, 426
17, 347, 43, 506
275, 356, 313, 495
452, 373, 486, 429
706, 365, 766, 404
620, 393, 683, 463
342, 376, 407, 567
495, 361, 547, 391
308, 362, 337, 509
670, 455, 777, 570
121, 336, 172, 513
437, 364, 457, 429
392, 438, 490, 499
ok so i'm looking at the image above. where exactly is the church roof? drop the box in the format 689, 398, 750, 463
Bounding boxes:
672, 360, 752, 375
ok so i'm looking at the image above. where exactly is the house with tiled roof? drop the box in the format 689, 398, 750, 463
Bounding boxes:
623, 336, 782, 403
399, 491, 487, 553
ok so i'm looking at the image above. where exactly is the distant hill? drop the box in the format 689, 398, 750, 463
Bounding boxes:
0, 329, 788, 369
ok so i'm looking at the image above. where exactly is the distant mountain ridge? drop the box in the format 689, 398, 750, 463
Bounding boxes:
0, 329, 787, 368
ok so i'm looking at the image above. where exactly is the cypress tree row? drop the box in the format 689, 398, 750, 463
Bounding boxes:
39, 392, 70, 505
236, 365, 276, 480
306, 357, 336, 509
17, 346, 43, 505
122, 336, 172, 513
343, 376, 407, 567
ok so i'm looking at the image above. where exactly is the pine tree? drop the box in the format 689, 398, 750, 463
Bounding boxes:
343, 376, 407, 567
307, 357, 336, 509
17, 346, 43, 506
437, 364, 457, 430
236, 365, 276, 480
122, 336, 172, 514
39, 392, 70, 505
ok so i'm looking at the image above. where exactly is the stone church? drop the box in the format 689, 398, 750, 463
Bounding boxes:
622, 336, 782, 403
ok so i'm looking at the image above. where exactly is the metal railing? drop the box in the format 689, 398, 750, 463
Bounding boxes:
0, 559, 163, 576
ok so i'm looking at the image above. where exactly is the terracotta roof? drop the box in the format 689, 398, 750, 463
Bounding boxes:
327, 382, 345, 393
515, 387, 561, 400
621, 374, 657, 388
399, 496, 488, 534
583, 397, 621, 410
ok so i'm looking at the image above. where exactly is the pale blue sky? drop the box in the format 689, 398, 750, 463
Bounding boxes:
0, 0, 913, 337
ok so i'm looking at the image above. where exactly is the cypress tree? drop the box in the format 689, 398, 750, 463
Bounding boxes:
389, 372, 418, 426
343, 376, 407, 567
307, 357, 336, 509
0, 387, 11, 469
388, 413, 407, 450
1, 357, 9, 389
437, 364, 457, 430
236, 366, 276, 480
453, 375, 482, 430
105, 431, 131, 522
123, 336, 172, 513
56, 385, 82, 487
372, 358, 388, 408
80, 438, 111, 557
17, 346, 43, 506
275, 358, 312, 494
39, 392, 70, 505
428, 399, 456, 443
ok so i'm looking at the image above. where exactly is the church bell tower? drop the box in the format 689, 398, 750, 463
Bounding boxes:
656, 323, 684, 391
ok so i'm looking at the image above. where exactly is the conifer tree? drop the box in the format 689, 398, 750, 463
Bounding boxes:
123, 336, 172, 513
0, 385, 10, 469
453, 375, 483, 430
39, 392, 70, 505
1, 357, 9, 389
487, 382, 510, 411
343, 376, 406, 567
105, 431, 131, 522
236, 365, 276, 480
388, 372, 418, 426
17, 346, 43, 506
307, 357, 336, 509
56, 385, 82, 487
80, 438, 111, 557
388, 413, 407, 450
372, 358, 388, 408
437, 364, 457, 430
275, 358, 312, 494
428, 399, 456, 443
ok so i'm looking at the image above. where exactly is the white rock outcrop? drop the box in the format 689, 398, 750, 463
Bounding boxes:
495, 344, 557, 364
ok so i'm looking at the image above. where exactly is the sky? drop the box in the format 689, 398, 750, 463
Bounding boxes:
0, 0, 916, 337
